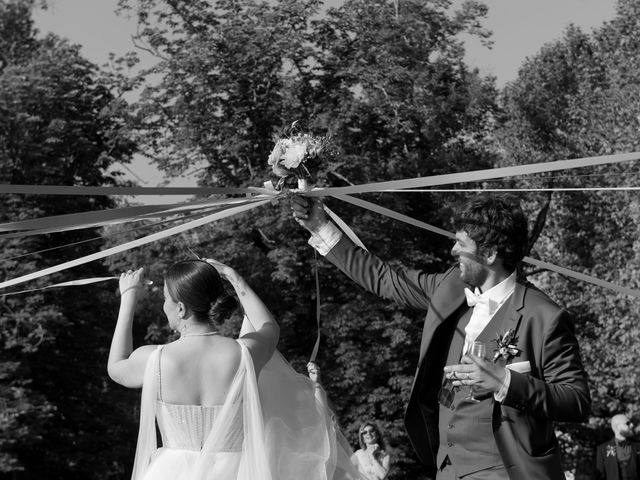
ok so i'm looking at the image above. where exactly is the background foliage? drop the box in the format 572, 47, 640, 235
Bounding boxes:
0, 0, 139, 478
1, 0, 639, 479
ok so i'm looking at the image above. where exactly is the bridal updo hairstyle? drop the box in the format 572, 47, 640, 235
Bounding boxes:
165, 260, 238, 326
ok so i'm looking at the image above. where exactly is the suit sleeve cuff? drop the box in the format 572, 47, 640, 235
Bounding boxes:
494, 368, 511, 402
308, 222, 343, 256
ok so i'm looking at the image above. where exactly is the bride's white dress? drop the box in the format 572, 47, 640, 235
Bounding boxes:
131, 339, 363, 480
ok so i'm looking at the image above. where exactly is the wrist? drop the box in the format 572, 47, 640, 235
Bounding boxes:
120, 285, 142, 297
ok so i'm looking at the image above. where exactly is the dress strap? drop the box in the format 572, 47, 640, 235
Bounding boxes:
156, 345, 164, 401
132, 345, 162, 480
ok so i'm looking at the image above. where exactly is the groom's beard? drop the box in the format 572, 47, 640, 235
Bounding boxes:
458, 258, 489, 288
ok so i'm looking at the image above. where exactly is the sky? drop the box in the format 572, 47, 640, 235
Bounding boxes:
460, 0, 618, 81
33, 0, 619, 203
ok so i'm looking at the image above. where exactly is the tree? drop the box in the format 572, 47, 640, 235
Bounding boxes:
0, 1, 138, 477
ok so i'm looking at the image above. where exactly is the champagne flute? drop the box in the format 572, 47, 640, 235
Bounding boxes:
465, 341, 486, 402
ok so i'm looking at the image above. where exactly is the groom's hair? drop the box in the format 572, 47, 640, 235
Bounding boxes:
454, 195, 529, 272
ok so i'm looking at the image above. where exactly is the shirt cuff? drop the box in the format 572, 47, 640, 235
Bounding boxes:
308, 222, 343, 256
494, 367, 511, 402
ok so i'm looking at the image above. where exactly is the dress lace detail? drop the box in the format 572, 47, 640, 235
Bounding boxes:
157, 401, 243, 452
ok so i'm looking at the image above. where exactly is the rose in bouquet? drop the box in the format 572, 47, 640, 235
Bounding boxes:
267, 122, 333, 190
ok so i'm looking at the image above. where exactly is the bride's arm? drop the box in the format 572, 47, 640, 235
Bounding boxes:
239, 314, 256, 336
205, 259, 279, 372
107, 268, 155, 388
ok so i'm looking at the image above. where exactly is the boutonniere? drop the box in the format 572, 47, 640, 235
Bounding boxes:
492, 329, 522, 362
607, 445, 616, 457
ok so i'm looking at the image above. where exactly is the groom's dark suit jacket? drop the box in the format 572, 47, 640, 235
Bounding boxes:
324, 235, 591, 480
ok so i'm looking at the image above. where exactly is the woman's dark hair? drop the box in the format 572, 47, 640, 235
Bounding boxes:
357, 420, 386, 451
453, 195, 529, 272
165, 260, 238, 325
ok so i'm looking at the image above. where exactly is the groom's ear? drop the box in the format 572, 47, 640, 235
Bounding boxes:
484, 247, 498, 266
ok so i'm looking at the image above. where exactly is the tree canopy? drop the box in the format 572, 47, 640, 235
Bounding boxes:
0, 0, 138, 477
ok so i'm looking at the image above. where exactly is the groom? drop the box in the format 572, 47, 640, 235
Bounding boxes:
291, 194, 590, 480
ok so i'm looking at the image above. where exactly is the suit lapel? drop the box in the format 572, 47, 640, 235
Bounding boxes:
498, 280, 525, 339
474, 281, 525, 349
418, 271, 467, 364
605, 440, 619, 480
429, 271, 467, 323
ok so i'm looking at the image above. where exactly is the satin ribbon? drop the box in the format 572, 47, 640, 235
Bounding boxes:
383, 187, 640, 192
2, 151, 640, 297
331, 193, 455, 239
2, 150, 637, 236
0, 195, 271, 236
1, 210, 212, 263
0, 199, 270, 290
0, 277, 154, 297
309, 250, 321, 363
307, 151, 640, 196
323, 205, 368, 251
0, 184, 276, 196
331, 194, 640, 299
2, 150, 639, 202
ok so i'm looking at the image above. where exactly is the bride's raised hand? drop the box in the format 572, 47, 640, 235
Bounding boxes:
204, 258, 241, 285
119, 267, 145, 298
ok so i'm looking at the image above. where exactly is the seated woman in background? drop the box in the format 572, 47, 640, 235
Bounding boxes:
108, 258, 365, 480
351, 421, 391, 480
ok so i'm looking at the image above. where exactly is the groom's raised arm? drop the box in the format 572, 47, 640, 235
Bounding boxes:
291, 196, 442, 310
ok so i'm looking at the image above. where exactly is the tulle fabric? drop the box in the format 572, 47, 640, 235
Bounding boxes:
131, 339, 364, 480
259, 350, 361, 480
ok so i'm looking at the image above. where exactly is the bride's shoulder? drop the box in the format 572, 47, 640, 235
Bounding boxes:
207, 336, 242, 361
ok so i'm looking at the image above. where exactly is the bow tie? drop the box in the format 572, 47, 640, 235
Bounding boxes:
464, 287, 496, 313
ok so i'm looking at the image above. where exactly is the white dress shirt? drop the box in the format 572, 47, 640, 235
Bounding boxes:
463, 273, 516, 352
308, 222, 343, 255
464, 273, 516, 402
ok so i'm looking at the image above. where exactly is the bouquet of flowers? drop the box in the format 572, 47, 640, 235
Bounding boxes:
267, 122, 333, 190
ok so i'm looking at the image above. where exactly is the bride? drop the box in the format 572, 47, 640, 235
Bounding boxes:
108, 258, 362, 480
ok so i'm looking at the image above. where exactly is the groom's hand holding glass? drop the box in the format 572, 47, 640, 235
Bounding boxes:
443, 349, 508, 397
